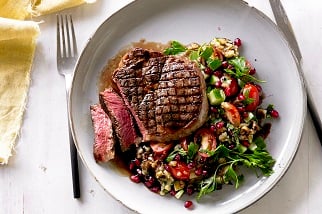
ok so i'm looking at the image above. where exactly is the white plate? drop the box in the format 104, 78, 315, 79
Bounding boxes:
69, 0, 306, 213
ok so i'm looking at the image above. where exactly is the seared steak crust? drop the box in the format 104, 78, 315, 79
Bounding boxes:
113, 48, 208, 142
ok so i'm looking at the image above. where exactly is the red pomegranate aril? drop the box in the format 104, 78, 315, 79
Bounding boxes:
210, 125, 216, 132
210, 106, 218, 113
241, 140, 250, 147
249, 67, 256, 75
150, 186, 160, 193
213, 70, 223, 77
221, 61, 229, 68
270, 109, 279, 118
237, 106, 246, 113
184, 200, 193, 209
228, 144, 235, 149
187, 162, 195, 169
186, 186, 195, 195
234, 38, 242, 47
202, 170, 208, 176
195, 168, 203, 176
170, 189, 176, 196
130, 174, 141, 183
204, 67, 213, 75
129, 162, 136, 171
216, 121, 225, 129
238, 94, 245, 101
174, 154, 181, 161
215, 80, 222, 88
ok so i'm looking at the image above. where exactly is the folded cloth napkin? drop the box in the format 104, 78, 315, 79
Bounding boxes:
0, 0, 95, 164
0, 0, 95, 19
0, 17, 40, 164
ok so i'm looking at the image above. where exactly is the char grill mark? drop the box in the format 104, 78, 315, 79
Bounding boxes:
113, 48, 208, 142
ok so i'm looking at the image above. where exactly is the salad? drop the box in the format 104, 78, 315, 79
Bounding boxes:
126, 38, 279, 209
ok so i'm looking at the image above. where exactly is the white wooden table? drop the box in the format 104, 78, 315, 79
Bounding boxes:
1, 0, 322, 213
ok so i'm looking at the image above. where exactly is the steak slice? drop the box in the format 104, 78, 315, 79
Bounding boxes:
90, 104, 115, 162
113, 48, 209, 142
99, 88, 141, 151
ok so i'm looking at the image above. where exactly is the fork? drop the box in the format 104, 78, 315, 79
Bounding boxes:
56, 14, 80, 198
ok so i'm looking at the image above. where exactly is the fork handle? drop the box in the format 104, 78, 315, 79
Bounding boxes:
68, 121, 81, 198
65, 73, 81, 198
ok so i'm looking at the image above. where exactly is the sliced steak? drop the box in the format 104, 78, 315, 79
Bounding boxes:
99, 88, 141, 151
90, 104, 115, 162
113, 48, 208, 142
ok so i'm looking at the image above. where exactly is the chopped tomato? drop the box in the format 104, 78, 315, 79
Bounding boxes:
168, 161, 190, 180
221, 102, 241, 126
194, 128, 217, 157
221, 74, 239, 97
150, 142, 173, 159
243, 83, 260, 112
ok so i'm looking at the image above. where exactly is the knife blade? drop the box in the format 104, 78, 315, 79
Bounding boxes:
269, 0, 322, 144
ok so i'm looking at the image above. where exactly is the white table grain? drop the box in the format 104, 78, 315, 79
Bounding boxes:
1, 0, 322, 213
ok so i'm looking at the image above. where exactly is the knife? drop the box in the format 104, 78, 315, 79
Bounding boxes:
269, 0, 322, 144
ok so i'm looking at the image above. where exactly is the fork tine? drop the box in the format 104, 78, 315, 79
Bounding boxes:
70, 15, 78, 57
65, 15, 72, 58
56, 14, 61, 60
61, 15, 67, 58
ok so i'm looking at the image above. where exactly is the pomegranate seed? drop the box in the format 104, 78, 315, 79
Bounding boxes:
228, 144, 235, 149
170, 189, 176, 196
215, 80, 222, 88
241, 141, 250, 147
129, 162, 136, 171
195, 168, 203, 176
213, 70, 223, 77
186, 186, 195, 195
150, 186, 160, 193
164, 164, 170, 171
238, 94, 245, 101
204, 67, 213, 75
242, 111, 249, 118
216, 121, 225, 129
237, 106, 246, 113
221, 61, 229, 68
210, 125, 216, 132
130, 174, 141, 183
202, 170, 208, 176
134, 158, 141, 166
270, 109, 279, 118
187, 162, 195, 169
174, 154, 181, 161
184, 200, 193, 209
210, 106, 218, 113
234, 38, 242, 47
249, 67, 256, 75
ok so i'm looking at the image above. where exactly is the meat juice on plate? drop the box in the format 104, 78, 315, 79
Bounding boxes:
90, 38, 279, 209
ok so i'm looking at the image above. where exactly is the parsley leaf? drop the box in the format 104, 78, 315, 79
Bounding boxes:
226, 57, 265, 83
164, 41, 187, 55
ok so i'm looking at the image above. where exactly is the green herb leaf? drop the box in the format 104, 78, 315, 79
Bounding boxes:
164, 41, 187, 55
189, 50, 199, 61
207, 58, 222, 70
200, 46, 213, 59
187, 142, 199, 160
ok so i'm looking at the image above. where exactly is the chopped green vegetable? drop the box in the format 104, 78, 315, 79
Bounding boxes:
207, 88, 226, 105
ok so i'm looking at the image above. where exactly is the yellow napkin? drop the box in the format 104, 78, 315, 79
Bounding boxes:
0, 17, 40, 164
0, 0, 95, 165
0, 0, 96, 19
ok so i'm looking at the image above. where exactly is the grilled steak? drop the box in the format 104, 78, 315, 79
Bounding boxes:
99, 88, 141, 151
113, 48, 208, 142
90, 104, 115, 162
